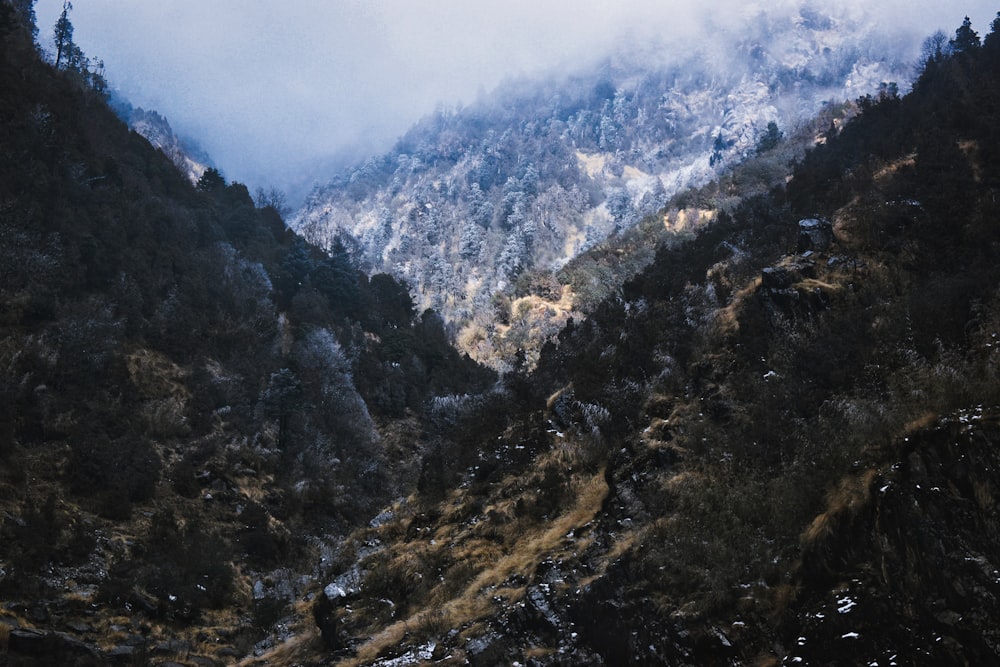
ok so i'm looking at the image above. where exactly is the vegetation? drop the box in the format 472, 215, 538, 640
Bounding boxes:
292, 6, 913, 371
4, 2, 1000, 666
302, 12, 1000, 666
0, 4, 493, 661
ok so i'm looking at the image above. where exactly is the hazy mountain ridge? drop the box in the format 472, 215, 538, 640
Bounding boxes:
4, 2, 1000, 666
123, 107, 209, 186
292, 3, 916, 370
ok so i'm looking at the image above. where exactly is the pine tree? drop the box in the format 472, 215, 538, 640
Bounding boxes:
52, 0, 73, 68
984, 12, 1000, 53
949, 16, 981, 54
755, 121, 783, 154
196, 167, 226, 192
11, 0, 37, 43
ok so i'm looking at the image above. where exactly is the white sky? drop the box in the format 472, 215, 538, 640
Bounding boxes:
33, 1, 999, 201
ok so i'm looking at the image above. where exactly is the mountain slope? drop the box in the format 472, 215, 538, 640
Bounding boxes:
292, 4, 916, 370
5, 4, 1000, 666
296, 15, 1000, 666
0, 6, 493, 663
109, 96, 211, 186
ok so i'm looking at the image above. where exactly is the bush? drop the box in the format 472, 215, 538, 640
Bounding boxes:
68, 435, 162, 517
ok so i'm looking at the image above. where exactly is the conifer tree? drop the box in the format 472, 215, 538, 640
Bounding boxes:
196, 167, 226, 192
949, 15, 981, 54
52, 0, 74, 68
984, 12, 1000, 52
11, 0, 37, 42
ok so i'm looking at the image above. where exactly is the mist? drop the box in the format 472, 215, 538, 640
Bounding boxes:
34, 1, 999, 204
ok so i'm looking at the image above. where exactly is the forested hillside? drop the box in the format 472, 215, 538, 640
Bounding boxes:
293, 5, 915, 370
107, 97, 211, 187
0, 4, 493, 663
296, 13, 1000, 666
5, 2, 1000, 666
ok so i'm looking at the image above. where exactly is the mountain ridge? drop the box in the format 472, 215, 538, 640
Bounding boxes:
3, 3, 1000, 666
298, 12, 1000, 665
291, 3, 918, 370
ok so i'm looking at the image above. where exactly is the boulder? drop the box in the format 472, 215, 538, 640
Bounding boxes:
760, 260, 815, 290
7, 628, 102, 665
798, 218, 833, 252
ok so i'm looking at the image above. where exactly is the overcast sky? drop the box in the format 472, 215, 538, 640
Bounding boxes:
34, 1, 999, 202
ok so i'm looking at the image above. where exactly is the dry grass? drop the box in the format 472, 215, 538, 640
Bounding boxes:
712, 276, 762, 337
801, 469, 877, 547
794, 277, 843, 295
902, 412, 939, 435
340, 466, 609, 667
126, 348, 189, 400
236, 627, 325, 667
663, 208, 715, 234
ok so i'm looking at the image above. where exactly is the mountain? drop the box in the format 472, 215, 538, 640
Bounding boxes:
0, 4, 493, 663
108, 96, 212, 187
291, 4, 917, 370
5, 2, 1000, 666
299, 15, 1000, 666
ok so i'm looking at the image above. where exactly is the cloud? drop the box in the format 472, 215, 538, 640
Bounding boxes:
33, 1, 999, 201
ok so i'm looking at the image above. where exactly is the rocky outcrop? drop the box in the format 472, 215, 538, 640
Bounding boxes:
788, 407, 1000, 665
4, 627, 102, 666
797, 218, 834, 252
757, 258, 833, 315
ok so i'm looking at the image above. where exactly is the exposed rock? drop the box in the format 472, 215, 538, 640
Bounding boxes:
106, 645, 140, 664
6, 628, 102, 665
188, 655, 223, 667
153, 638, 192, 655
760, 260, 816, 290
65, 620, 93, 634
465, 632, 505, 667
797, 218, 834, 252
788, 409, 1000, 664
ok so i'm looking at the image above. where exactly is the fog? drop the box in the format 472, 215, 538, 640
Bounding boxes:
34, 1, 999, 203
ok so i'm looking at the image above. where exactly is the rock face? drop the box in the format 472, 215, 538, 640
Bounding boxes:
797, 218, 834, 252
789, 408, 1000, 665
760, 259, 816, 290
5, 628, 102, 666
758, 258, 831, 315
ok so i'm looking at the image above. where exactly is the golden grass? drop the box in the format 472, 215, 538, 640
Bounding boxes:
663, 208, 715, 234
902, 412, 939, 435
340, 467, 609, 667
712, 276, 762, 337
236, 627, 324, 667
873, 153, 916, 182
794, 278, 842, 294
801, 469, 877, 547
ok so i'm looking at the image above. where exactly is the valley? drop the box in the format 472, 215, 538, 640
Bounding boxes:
3, 3, 1000, 666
